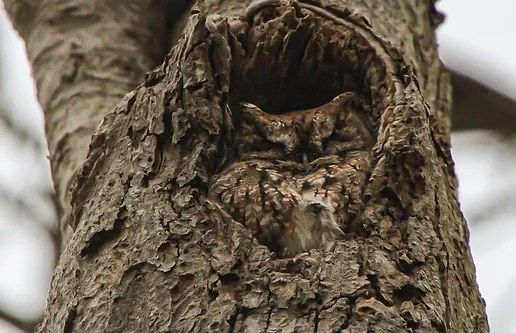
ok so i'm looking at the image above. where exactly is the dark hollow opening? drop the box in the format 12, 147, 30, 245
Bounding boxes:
232, 6, 383, 115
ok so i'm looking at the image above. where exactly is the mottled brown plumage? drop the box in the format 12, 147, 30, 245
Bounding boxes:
209, 92, 374, 256
284, 194, 344, 256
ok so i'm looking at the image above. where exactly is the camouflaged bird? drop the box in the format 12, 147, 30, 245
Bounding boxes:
209, 92, 374, 256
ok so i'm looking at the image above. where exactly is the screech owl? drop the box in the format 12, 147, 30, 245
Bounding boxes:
209, 92, 374, 256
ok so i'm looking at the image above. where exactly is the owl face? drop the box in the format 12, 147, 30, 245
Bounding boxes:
284, 195, 344, 256
209, 92, 374, 256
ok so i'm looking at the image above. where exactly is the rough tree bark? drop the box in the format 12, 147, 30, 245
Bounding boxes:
5, 0, 489, 332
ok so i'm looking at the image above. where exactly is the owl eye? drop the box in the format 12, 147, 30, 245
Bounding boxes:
308, 203, 324, 214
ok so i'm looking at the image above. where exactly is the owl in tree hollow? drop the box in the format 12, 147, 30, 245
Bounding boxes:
209, 92, 375, 256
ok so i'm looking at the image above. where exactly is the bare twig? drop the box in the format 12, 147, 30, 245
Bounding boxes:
0, 108, 43, 151
0, 307, 41, 333
451, 70, 516, 134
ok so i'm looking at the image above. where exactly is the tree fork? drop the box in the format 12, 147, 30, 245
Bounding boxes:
7, 0, 488, 332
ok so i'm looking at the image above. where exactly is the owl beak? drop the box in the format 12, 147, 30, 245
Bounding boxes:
308, 202, 324, 213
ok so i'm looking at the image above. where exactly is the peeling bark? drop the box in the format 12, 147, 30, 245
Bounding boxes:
6, 0, 488, 332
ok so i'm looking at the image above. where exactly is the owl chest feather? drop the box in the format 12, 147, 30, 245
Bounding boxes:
209, 155, 368, 255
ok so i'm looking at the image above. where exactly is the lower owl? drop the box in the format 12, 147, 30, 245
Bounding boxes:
209, 156, 369, 257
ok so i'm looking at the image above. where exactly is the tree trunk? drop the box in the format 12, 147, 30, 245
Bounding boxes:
5, 0, 489, 332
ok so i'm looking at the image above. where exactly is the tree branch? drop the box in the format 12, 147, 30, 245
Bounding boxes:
0, 308, 40, 333
452, 70, 516, 134
3, 0, 186, 245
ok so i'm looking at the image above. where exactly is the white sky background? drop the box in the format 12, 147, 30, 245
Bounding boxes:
438, 1, 516, 332
0, 0, 516, 332
0, 3, 57, 333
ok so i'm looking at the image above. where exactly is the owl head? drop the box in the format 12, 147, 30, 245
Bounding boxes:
284, 194, 344, 256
